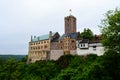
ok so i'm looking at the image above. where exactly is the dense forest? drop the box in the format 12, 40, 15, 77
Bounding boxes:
0, 53, 120, 80
0, 55, 26, 61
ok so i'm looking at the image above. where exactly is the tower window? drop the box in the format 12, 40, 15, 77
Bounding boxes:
71, 40, 74, 43
74, 20, 75, 22
67, 19, 69, 21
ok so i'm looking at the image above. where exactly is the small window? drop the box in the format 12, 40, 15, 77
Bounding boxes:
67, 19, 69, 21
72, 46, 74, 48
93, 46, 96, 50
45, 45, 47, 48
73, 20, 75, 22
93, 46, 96, 48
71, 40, 74, 43
81, 44, 82, 47
83, 44, 85, 47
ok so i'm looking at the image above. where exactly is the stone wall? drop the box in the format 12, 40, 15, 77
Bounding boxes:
50, 42, 59, 50
70, 50, 77, 55
50, 50, 64, 60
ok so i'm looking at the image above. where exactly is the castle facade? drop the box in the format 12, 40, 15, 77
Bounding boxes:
28, 15, 104, 63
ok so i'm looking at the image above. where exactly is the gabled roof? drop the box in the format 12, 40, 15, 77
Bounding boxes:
59, 32, 80, 40
78, 39, 89, 43
32, 32, 56, 42
51, 33, 60, 42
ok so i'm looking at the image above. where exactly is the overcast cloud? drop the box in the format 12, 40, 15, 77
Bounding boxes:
0, 0, 120, 55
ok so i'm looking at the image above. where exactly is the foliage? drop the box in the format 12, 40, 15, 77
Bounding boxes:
56, 54, 74, 69
99, 8, 120, 53
80, 28, 94, 40
98, 50, 120, 80
0, 53, 120, 80
0, 55, 26, 61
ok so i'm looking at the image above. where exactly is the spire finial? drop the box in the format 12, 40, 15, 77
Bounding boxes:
69, 9, 72, 15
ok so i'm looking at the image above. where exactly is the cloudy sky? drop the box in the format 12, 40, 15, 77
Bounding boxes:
0, 0, 120, 55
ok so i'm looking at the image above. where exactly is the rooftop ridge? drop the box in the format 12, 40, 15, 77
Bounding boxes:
32, 32, 56, 42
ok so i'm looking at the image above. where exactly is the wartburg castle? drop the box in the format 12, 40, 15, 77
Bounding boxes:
28, 14, 104, 63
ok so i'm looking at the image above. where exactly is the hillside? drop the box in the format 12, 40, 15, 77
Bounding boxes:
0, 55, 26, 61
0, 53, 120, 80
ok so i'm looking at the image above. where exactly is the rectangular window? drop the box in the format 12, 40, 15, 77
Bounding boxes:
93, 46, 96, 50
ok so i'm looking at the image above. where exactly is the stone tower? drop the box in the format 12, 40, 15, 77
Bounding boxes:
64, 15, 76, 34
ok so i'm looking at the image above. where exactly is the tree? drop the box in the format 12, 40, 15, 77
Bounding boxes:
80, 28, 94, 40
21, 55, 28, 62
56, 54, 74, 69
99, 50, 120, 80
99, 8, 120, 53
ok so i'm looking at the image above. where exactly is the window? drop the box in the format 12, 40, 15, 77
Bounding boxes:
41, 46, 43, 49
83, 44, 85, 47
81, 44, 82, 47
93, 46, 96, 50
44, 45, 47, 48
67, 19, 69, 21
71, 40, 74, 43
44, 41, 46, 43
33, 47, 35, 49
93, 46, 96, 48
72, 46, 74, 49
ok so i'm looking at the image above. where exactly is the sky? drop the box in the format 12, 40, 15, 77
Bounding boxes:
0, 0, 120, 55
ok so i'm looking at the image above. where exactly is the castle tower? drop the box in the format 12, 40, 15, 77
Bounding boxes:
64, 15, 76, 34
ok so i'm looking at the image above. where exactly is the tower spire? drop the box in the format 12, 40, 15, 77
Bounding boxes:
69, 9, 72, 15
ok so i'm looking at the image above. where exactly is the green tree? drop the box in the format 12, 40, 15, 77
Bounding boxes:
80, 28, 94, 40
21, 55, 28, 62
0, 58, 19, 80
56, 54, 74, 69
99, 8, 120, 53
98, 50, 120, 80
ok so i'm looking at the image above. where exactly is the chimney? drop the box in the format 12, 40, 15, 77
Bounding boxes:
31, 35, 33, 42
34, 36, 36, 38
49, 31, 52, 40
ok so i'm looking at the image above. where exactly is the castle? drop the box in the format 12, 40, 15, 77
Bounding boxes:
28, 14, 104, 63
